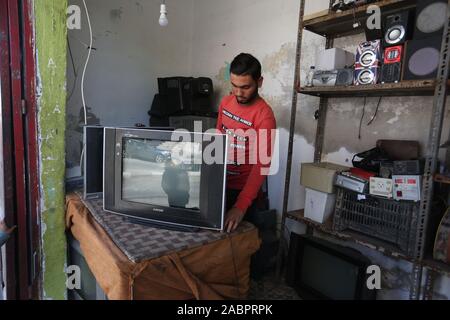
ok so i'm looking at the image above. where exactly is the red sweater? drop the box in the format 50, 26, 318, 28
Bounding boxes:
216, 95, 277, 213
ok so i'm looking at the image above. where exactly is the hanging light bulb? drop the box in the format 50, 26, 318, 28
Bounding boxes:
159, 2, 168, 27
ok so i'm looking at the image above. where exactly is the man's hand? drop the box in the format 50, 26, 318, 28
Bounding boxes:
0, 220, 16, 235
224, 207, 245, 233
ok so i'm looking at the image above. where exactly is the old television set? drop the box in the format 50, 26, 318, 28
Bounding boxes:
286, 233, 376, 300
83, 126, 174, 200
83, 125, 104, 199
103, 127, 228, 231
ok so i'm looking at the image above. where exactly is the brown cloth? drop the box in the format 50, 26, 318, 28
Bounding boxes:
65, 193, 261, 300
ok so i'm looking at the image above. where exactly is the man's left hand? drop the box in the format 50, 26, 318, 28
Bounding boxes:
224, 207, 245, 233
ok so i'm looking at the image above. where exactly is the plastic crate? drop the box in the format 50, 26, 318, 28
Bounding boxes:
333, 186, 419, 256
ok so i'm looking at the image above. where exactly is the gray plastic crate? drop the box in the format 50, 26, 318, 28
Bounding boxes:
333, 186, 419, 256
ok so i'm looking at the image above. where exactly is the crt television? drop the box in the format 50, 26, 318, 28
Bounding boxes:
286, 233, 376, 300
103, 127, 228, 231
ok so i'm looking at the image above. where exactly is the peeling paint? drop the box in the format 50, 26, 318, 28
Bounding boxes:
110, 7, 124, 22
35, 0, 68, 300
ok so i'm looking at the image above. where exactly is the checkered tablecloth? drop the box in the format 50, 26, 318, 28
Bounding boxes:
77, 193, 254, 263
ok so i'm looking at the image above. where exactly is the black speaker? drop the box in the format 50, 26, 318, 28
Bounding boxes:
414, 0, 448, 39
382, 10, 414, 47
402, 36, 442, 81
381, 63, 402, 83
336, 68, 354, 86
157, 77, 193, 114
381, 45, 403, 83
184, 77, 214, 115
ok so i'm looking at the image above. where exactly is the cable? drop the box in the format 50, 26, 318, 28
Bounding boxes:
358, 97, 367, 140
367, 96, 382, 126
67, 37, 78, 102
78, 0, 93, 170
81, 0, 93, 126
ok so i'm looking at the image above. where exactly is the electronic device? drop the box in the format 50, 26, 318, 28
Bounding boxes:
393, 160, 425, 175
355, 67, 379, 85
316, 48, 355, 71
354, 40, 381, 85
382, 10, 414, 47
369, 177, 393, 198
379, 161, 394, 178
312, 69, 354, 86
336, 68, 355, 86
103, 127, 228, 232
393, 175, 422, 201
312, 70, 338, 86
185, 77, 214, 115
67, 233, 107, 300
151, 77, 214, 118
335, 172, 369, 194
286, 233, 376, 300
169, 115, 217, 133
83, 126, 104, 200
414, 0, 448, 39
331, 0, 376, 12
381, 45, 403, 83
402, 37, 442, 81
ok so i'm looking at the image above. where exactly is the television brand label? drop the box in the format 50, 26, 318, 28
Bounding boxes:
153, 208, 164, 213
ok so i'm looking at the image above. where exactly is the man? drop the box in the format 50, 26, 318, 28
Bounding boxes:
0, 220, 15, 300
216, 53, 276, 233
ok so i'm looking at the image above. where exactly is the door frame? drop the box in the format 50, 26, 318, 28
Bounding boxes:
0, 0, 41, 300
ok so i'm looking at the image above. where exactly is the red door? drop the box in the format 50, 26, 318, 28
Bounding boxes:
0, 0, 40, 300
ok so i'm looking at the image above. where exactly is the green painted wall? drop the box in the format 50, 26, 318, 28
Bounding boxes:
35, 0, 68, 300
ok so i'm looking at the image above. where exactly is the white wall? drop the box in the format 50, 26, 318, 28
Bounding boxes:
66, 0, 195, 167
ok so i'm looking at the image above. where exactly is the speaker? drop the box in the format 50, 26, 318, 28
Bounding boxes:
402, 37, 442, 81
355, 67, 379, 85
355, 40, 381, 68
354, 40, 381, 85
381, 46, 403, 83
184, 77, 214, 115
336, 68, 354, 86
414, 0, 448, 39
382, 10, 414, 47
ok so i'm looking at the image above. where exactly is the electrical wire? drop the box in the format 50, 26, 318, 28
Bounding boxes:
358, 97, 367, 140
367, 96, 382, 126
79, 0, 93, 170
81, 0, 93, 126
67, 37, 78, 102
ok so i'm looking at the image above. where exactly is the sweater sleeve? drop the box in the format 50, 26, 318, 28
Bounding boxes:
234, 113, 277, 213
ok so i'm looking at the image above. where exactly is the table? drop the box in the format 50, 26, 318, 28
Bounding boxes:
65, 193, 260, 300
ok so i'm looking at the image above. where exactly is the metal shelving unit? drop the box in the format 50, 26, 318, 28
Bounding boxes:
277, 0, 450, 300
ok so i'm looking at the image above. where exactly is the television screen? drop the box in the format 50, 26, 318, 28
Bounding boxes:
122, 138, 202, 210
104, 128, 227, 231
286, 233, 376, 300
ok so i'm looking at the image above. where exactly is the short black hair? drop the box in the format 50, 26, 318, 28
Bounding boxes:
230, 53, 262, 81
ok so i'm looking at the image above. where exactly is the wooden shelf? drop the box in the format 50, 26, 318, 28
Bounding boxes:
298, 80, 446, 98
286, 210, 414, 261
287, 210, 450, 276
304, 0, 416, 38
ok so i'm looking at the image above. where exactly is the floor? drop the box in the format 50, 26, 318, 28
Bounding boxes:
247, 271, 301, 300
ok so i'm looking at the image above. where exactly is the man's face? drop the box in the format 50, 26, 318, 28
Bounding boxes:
230, 73, 263, 105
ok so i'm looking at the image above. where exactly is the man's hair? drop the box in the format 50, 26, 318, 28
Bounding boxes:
230, 53, 262, 81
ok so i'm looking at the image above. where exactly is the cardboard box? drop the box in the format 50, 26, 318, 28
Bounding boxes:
304, 188, 336, 224
316, 48, 355, 71
301, 162, 350, 194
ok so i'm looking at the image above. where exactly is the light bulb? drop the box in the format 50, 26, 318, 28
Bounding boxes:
159, 4, 168, 27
